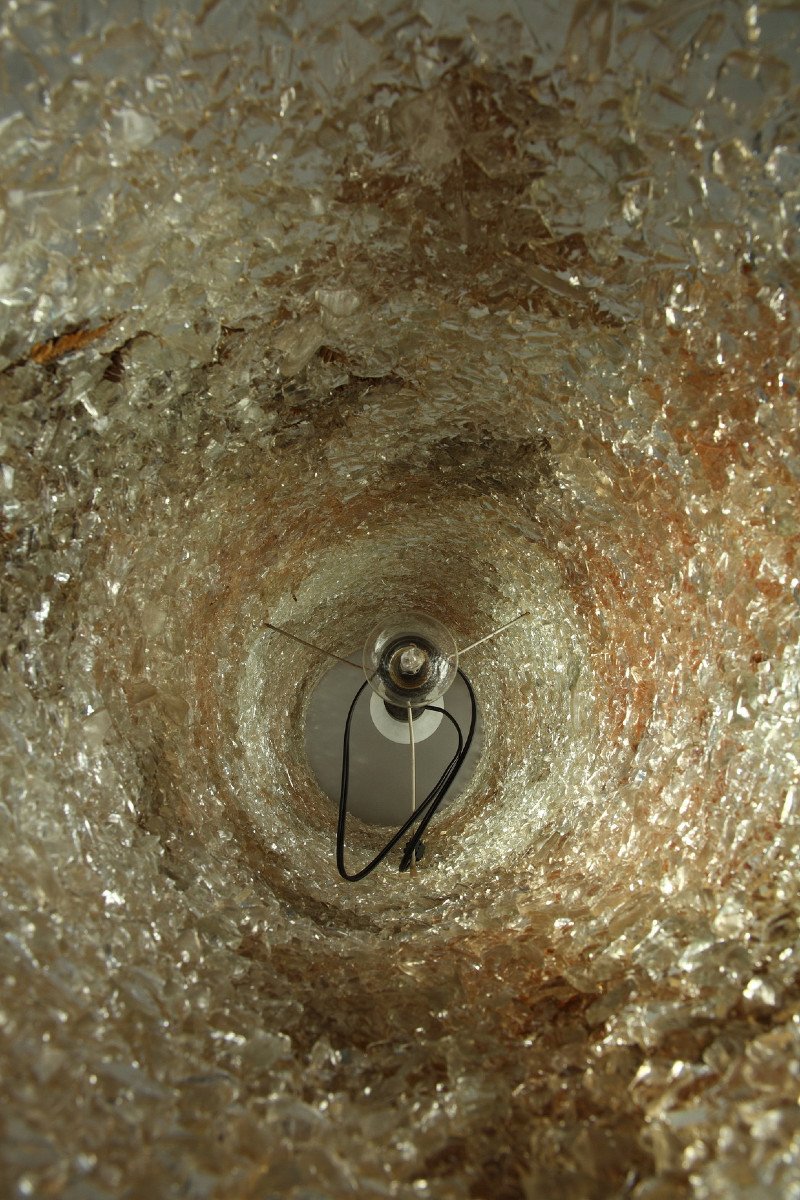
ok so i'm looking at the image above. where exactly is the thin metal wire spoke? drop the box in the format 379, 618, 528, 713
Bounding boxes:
265, 622, 362, 670
454, 610, 530, 658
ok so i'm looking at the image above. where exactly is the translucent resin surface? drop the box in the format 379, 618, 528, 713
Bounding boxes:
1, 2, 798, 1197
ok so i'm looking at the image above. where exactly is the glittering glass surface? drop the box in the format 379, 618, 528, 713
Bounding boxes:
1, 2, 799, 1196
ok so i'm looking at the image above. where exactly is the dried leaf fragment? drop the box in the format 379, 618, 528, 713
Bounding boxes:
30, 318, 119, 366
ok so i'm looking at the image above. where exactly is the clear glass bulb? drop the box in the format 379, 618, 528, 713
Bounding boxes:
362, 611, 458, 708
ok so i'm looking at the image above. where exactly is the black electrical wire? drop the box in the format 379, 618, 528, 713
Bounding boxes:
335, 687, 462, 881
336, 669, 477, 881
400, 670, 477, 872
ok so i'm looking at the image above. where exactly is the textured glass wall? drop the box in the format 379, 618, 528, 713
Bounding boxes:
1, 2, 798, 1197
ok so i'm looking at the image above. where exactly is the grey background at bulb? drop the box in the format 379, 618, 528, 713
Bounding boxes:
304, 657, 482, 828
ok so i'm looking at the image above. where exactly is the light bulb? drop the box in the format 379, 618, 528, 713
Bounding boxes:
362, 610, 458, 709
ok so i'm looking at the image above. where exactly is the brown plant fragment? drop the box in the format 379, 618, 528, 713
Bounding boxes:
29, 317, 119, 365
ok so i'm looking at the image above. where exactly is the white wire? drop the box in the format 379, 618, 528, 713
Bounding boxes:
408, 705, 416, 817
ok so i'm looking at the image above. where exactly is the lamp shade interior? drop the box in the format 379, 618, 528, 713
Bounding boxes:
1, 3, 798, 1198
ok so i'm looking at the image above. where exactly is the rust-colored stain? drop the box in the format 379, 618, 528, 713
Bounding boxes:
29, 317, 119, 365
